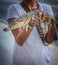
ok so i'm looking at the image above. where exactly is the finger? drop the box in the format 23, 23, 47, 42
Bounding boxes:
42, 12, 46, 18
31, 17, 35, 20
29, 18, 34, 23
43, 12, 46, 16
38, 12, 42, 17
41, 12, 46, 22
31, 18, 38, 23
39, 12, 42, 16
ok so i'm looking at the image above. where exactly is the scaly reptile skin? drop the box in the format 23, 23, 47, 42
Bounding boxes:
0, 10, 56, 43
10, 10, 41, 31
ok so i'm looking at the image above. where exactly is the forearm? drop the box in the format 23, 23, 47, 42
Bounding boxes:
45, 26, 55, 44
8, 17, 38, 46
12, 28, 32, 46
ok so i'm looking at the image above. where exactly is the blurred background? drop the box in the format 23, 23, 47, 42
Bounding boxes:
0, 0, 58, 65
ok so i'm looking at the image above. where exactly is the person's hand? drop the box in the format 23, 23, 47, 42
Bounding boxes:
38, 11, 51, 22
28, 17, 38, 27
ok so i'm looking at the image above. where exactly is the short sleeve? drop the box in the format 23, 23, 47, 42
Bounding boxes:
7, 4, 19, 20
39, 3, 54, 16
44, 4, 54, 16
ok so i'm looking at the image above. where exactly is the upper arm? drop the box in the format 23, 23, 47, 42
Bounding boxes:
7, 4, 19, 23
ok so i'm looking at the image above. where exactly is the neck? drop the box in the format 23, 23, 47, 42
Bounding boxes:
24, 0, 38, 11
28, 2, 38, 10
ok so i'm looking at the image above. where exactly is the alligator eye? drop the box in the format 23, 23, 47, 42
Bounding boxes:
3, 28, 9, 32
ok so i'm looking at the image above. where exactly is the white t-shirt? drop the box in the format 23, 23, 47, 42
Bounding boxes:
7, 2, 54, 65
